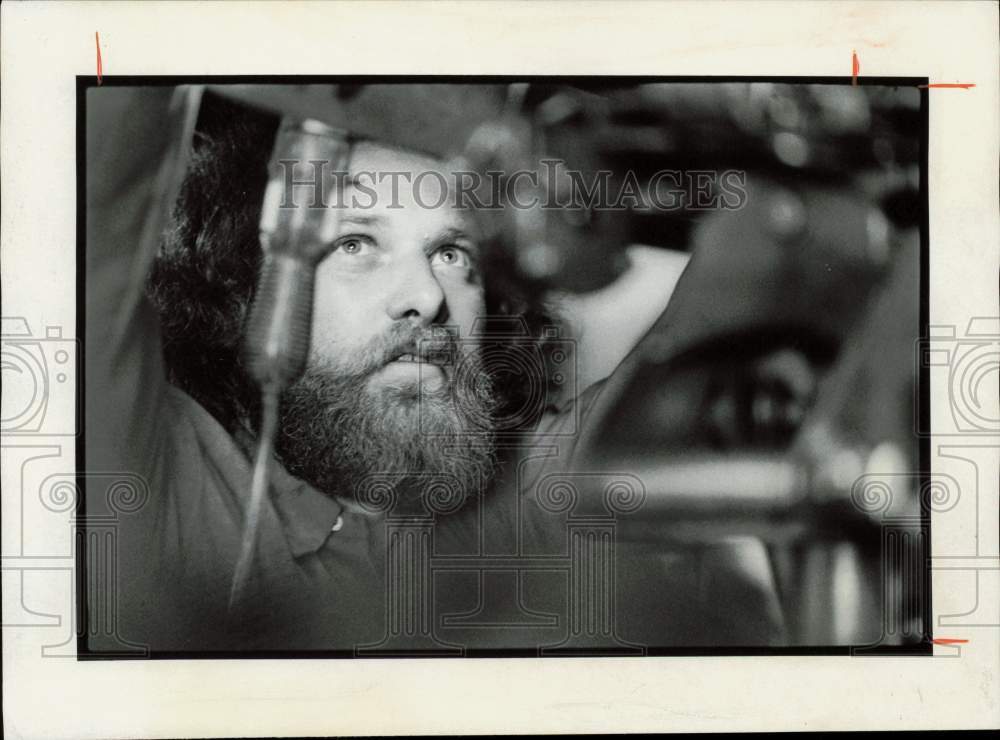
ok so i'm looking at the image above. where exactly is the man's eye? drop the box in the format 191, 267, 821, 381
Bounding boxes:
431, 245, 471, 269
334, 237, 373, 256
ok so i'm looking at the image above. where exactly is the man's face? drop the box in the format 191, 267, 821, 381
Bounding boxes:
274, 142, 497, 507
310, 142, 485, 394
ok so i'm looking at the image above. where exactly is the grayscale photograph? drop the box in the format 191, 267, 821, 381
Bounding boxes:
82, 79, 927, 657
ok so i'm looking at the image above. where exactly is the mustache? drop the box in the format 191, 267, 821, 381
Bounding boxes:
338, 323, 463, 378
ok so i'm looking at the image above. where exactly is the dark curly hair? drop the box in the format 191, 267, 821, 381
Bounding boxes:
147, 93, 562, 437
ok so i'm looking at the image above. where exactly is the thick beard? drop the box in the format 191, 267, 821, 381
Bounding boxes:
272, 329, 499, 515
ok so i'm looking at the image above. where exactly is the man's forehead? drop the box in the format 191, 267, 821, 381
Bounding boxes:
340, 141, 482, 236
346, 140, 449, 176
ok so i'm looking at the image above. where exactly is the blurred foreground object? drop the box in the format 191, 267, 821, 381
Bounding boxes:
561, 84, 924, 646
231, 120, 352, 611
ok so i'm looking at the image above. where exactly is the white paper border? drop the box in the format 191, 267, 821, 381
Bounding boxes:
2, 1, 998, 736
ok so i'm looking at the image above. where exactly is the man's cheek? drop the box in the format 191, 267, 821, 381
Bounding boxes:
439, 283, 485, 331
312, 275, 382, 330
310, 303, 376, 360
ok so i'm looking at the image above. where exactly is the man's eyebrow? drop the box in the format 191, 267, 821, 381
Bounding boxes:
338, 214, 384, 227
427, 227, 480, 250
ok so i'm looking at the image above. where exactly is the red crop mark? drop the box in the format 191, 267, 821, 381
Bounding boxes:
852, 50, 859, 86
95, 32, 103, 85
932, 638, 969, 645
919, 83, 975, 89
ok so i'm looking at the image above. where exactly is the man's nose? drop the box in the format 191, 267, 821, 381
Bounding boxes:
385, 253, 447, 325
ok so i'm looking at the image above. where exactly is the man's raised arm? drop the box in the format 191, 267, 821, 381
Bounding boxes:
85, 87, 194, 479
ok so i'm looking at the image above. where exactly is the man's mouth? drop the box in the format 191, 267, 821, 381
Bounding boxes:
390, 346, 455, 367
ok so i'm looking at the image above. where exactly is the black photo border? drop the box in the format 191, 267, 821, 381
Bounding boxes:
75, 74, 932, 660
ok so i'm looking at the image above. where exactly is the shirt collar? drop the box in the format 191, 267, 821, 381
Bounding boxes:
269, 461, 346, 558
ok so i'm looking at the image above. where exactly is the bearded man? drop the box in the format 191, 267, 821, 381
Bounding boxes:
86, 87, 785, 654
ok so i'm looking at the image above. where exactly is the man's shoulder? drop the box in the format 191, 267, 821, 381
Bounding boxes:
163, 384, 252, 469
139, 384, 262, 529
504, 378, 612, 503
532, 377, 608, 442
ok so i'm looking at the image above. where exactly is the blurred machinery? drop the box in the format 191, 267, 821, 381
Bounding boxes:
197, 81, 924, 647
